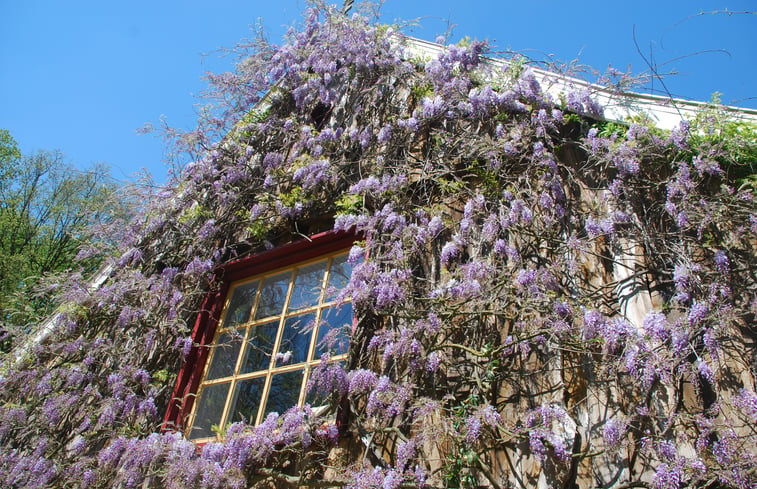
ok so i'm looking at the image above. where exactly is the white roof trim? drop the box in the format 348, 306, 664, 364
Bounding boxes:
402, 36, 757, 130
7, 263, 114, 369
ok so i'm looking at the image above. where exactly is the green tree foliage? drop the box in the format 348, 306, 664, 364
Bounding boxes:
0, 129, 21, 162
0, 130, 131, 329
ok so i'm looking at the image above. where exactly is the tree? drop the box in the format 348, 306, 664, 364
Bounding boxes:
0, 130, 132, 330
0, 129, 21, 163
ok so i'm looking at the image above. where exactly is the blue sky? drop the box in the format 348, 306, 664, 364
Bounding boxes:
1, 1, 754, 184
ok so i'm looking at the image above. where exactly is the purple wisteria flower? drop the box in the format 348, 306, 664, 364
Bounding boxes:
262, 152, 284, 168
582, 309, 606, 341
465, 416, 482, 443
696, 359, 716, 384
348, 245, 364, 265
602, 417, 626, 450
653, 462, 682, 489
419, 96, 445, 118
713, 250, 729, 274
643, 312, 669, 342
395, 439, 416, 471
585, 217, 602, 238
348, 369, 379, 395
609, 179, 623, 196
672, 265, 693, 303
515, 268, 537, 287
426, 352, 441, 372
365, 376, 410, 418
377, 124, 392, 143
359, 128, 372, 148
440, 239, 462, 266
692, 155, 722, 176
481, 405, 502, 427
293, 160, 331, 189
398, 116, 419, 131
427, 216, 445, 237
734, 388, 757, 422
688, 302, 709, 324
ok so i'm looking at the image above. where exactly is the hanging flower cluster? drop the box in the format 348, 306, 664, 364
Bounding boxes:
1, 3, 755, 489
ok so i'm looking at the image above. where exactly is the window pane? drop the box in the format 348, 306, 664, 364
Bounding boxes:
228, 377, 266, 425
264, 369, 303, 416
316, 304, 352, 357
289, 261, 327, 311
255, 272, 291, 319
223, 280, 259, 328
190, 248, 355, 437
240, 321, 278, 373
191, 382, 229, 439
277, 313, 315, 366
206, 330, 243, 380
326, 254, 353, 301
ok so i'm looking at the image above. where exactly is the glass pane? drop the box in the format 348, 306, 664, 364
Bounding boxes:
277, 313, 315, 366
240, 321, 279, 373
316, 304, 352, 357
190, 382, 229, 439
326, 254, 353, 301
289, 261, 327, 311
228, 377, 266, 425
206, 330, 243, 380
223, 280, 259, 328
255, 272, 291, 319
263, 369, 303, 416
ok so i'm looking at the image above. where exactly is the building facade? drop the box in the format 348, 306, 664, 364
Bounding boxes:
2, 7, 756, 489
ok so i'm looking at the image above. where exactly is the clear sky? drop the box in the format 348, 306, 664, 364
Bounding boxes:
1, 1, 754, 184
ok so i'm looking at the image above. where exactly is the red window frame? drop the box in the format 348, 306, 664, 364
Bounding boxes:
163, 230, 356, 433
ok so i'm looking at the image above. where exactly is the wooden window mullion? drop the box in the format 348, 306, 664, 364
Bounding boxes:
186, 248, 353, 440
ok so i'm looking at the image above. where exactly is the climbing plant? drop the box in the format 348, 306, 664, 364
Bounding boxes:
0, 4, 755, 489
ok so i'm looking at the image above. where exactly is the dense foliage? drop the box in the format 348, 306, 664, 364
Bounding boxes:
0, 131, 132, 330
1, 5, 756, 488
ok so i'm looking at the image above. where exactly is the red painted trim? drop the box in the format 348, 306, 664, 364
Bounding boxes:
222, 230, 356, 283
163, 230, 356, 433
162, 286, 226, 431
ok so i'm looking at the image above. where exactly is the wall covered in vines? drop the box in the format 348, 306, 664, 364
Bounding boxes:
1, 4, 756, 489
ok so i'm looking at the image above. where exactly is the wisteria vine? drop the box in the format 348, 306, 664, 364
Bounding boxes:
1, 4, 755, 489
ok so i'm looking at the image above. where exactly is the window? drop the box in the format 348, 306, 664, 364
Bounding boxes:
185, 246, 354, 441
